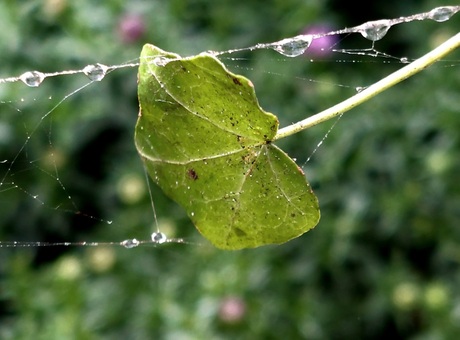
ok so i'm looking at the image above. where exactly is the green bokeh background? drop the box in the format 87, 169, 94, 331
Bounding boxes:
0, 0, 459, 339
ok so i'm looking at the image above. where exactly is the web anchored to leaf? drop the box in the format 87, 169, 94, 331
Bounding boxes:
0, 5, 459, 250
136, 45, 320, 249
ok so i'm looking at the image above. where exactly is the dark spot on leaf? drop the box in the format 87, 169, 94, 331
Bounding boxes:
187, 168, 198, 180
242, 153, 257, 165
232, 77, 242, 85
237, 136, 247, 149
234, 228, 247, 236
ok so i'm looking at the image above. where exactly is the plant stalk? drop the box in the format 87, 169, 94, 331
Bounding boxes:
274, 32, 460, 141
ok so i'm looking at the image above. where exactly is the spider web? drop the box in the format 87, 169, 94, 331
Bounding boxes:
0, 5, 459, 252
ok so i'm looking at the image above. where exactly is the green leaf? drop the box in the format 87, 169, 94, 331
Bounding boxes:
135, 44, 320, 249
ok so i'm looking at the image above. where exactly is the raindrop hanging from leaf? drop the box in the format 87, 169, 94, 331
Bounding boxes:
135, 44, 320, 250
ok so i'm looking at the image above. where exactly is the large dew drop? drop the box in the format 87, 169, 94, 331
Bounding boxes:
428, 6, 456, 22
121, 238, 140, 248
19, 71, 45, 87
151, 231, 167, 244
272, 35, 312, 57
359, 20, 391, 41
83, 63, 108, 81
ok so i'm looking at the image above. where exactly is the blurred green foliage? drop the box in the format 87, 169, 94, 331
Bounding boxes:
0, 0, 459, 339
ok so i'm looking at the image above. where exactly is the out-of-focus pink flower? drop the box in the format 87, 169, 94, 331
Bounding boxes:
218, 296, 246, 324
118, 14, 146, 44
303, 24, 338, 57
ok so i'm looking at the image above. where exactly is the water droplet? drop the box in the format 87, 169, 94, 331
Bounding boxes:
107, 220, 113, 224
272, 35, 312, 57
359, 20, 390, 41
83, 63, 108, 81
191, 212, 195, 217
400, 57, 409, 64
122, 238, 139, 248
153, 56, 170, 67
19, 71, 45, 87
151, 232, 167, 244
429, 6, 455, 22
355, 86, 365, 92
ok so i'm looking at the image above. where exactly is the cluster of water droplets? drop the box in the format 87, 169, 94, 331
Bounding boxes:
267, 20, 394, 57
254, 5, 460, 58
120, 232, 168, 249
0, 231, 173, 248
13, 63, 111, 88
3, 5, 458, 89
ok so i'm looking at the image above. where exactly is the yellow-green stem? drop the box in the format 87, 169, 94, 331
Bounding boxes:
274, 32, 460, 141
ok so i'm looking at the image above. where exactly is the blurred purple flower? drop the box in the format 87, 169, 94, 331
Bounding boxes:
118, 14, 146, 44
218, 296, 246, 324
303, 24, 338, 57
